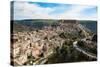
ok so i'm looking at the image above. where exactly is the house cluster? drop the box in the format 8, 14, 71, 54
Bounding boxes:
11, 20, 81, 65
11, 27, 65, 65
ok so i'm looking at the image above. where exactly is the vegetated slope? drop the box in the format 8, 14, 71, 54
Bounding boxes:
12, 21, 34, 32
80, 20, 97, 33
12, 19, 97, 32
13, 19, 59, 30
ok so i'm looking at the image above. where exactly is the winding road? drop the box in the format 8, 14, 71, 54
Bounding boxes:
73, 41, 97, 59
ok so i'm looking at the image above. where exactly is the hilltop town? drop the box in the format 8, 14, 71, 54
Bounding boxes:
11, 20, 97, 65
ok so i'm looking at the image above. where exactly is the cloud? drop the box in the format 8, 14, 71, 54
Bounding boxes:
13, 1, 54, 20
13, 1, 97, 20
57, 6, 97, 20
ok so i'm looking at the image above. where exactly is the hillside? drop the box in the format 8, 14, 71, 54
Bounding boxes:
11, 19, 97, 33
11, 19, 97, 65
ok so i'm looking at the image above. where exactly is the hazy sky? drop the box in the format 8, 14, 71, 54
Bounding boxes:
12, 1, 97, 20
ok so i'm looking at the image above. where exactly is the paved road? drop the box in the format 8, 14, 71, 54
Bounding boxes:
73, 41, 97, 59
